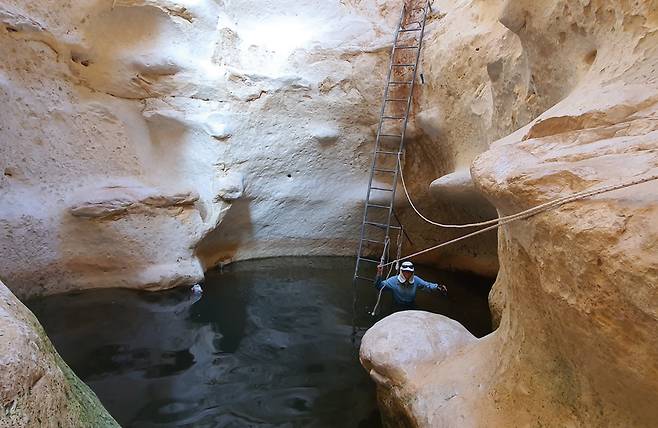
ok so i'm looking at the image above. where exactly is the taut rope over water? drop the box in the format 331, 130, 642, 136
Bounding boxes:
384, 156, 658, 268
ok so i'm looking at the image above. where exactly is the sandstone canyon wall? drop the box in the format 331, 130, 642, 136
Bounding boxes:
2, 0, 656, 425
0, 279, 118, 426
0, 0, 506, 299
361, 0, 658, 426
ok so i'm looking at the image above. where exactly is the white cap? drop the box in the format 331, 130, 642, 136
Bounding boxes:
400, 261, 414, 272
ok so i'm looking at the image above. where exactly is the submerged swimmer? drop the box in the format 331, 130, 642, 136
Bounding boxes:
375, 261, 447, 310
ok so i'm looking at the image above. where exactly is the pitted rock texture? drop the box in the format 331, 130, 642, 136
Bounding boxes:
361, 0, 658, 426
0, 0, 506, 298
0, 0, 397, 298
0, 279, 118, 427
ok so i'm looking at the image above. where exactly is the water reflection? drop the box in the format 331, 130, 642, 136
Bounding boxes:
28, 257, 492, 427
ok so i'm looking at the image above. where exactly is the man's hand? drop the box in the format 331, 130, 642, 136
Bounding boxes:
440, 284, 448, 295
377, 265, 384, 277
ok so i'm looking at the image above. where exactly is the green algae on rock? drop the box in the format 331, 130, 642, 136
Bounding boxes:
0, 280, 118, 427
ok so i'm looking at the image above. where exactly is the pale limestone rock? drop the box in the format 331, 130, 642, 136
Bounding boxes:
0, 0, 405, 298
428, 170, 497, 224
69, 185, 198, 218
360, 312, 476, 387
201, 113, 235, 140
0, 0, 516, 298
362, 0, 658, 426
429, 170, 474, 195
215, 173, 244, 202
310, 123, 341, 145
428, 169, 493, 206
0, 279, 118, 427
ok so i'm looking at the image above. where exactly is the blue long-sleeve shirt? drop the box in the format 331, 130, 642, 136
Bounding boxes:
375, 274, 442, 305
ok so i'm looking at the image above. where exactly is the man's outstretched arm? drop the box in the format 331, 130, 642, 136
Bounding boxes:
415, 276, 448, 294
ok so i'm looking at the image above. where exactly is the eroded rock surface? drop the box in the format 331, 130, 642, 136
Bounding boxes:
0, 279, 118, 427
68, 185, 198, 219
0, 0, 402, 297
360, 312, 476, 388
1, 0, 540, 298
395, 0, 553, 276
362, 0, 658, 426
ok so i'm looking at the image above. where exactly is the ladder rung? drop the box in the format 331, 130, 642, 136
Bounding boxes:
385, 98, 409, 102
398, 28, 422, 33
374, 168, 397, 173
362, 238, 385, 244
379, 134, 402, 138
375, 150, 400, 155
365, 221, 401, 230
389, 81, 414, 84
394, 45, 419, 49
370, 186, 394, 192
359, 257, 381, 264
355, 275, 375, 282
391, 64, 416, 67
382, 116, 405, 120
366, 203, 391, 209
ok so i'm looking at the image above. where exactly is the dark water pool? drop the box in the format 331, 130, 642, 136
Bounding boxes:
27, 257, 492, 427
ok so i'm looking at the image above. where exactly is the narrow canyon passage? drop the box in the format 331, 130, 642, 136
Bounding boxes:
27, 257, 492, 427
1, 0, 657, 426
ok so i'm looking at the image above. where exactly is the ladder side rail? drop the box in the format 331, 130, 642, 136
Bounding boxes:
353, 4, 407, 284
399, 1, 429, 153
383, 2, 430, 249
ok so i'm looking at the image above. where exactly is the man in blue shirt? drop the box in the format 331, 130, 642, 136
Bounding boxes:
376, 261, 447, 310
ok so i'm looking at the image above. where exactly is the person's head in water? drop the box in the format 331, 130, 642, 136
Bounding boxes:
398, 261, 415, 283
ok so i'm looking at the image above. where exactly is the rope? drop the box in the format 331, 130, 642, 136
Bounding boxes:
385, 228, 402, 279
370, 236, 390, 316
399, 153, 657, 230
380, 235, 390, 266
371, 283, 386, 316
382, 171, 658, 268
394, 227, 404, 272
371, 228, 404, 316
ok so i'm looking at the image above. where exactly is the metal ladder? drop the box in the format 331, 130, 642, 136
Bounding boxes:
352, 0, 431, 294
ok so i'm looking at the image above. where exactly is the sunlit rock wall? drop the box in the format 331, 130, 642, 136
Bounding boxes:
0, 0, 529, 298
0, 0, 404, 297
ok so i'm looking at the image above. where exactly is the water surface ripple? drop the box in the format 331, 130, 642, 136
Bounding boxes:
28, 257, 492, 427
